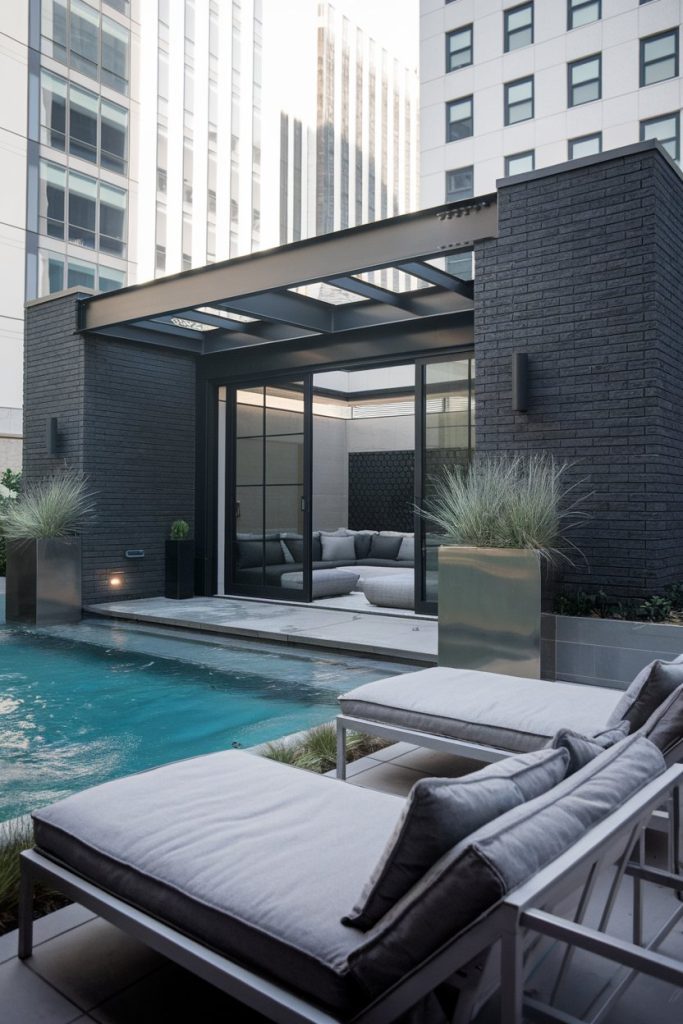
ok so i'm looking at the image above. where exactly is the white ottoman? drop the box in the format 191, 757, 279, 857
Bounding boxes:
361, 572, 415, 610
281, 569, 360, 599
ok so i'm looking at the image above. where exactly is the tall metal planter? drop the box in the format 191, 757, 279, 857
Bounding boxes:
438, 545, 541, 678
165, 539, 195, 599
5, 538, 82, 625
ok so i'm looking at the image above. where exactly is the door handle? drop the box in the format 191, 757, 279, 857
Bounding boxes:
235, 500, 241, 519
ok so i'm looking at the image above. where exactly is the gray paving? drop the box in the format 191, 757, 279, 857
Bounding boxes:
86, 595, 438, 664
2, 744, 682, 1022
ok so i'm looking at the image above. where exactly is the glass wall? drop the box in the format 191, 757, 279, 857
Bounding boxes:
39, 160, 127, 256
41, 0, 130, 95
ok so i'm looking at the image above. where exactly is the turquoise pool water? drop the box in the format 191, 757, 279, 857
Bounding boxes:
0, 596, 410, 821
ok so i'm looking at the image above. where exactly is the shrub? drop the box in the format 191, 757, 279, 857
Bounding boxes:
0, 469, 21, 575
0, 819, 68, 936
262, 723, 388, 774
0, 471, 94, 540
170, 519, 190, 540
420, 452, 588, 564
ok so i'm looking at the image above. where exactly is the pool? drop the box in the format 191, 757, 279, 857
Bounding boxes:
0, 600, 412, 822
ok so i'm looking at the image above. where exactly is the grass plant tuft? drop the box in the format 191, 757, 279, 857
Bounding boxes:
0, 471, 95, 539
262, 723, 388, 775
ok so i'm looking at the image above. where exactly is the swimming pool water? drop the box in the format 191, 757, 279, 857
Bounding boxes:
0, 609, 410, 821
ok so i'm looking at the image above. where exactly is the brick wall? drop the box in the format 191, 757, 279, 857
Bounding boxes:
23, 291, 197, 604
474, 143, 683, 598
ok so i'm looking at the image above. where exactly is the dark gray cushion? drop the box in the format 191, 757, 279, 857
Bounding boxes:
549, 721, 629, 774
369, 534, 402, 560
348, 735, 665, 999
312, 535, 322, 560
283, 537, 304, 563
321, 535, 356, 562
354, 533, 374, 559
342, 747, 569, 930
32, 751, 403, 1014
606, 659, 683, 732
235, 540, 285, 569
641, 682, 683, 758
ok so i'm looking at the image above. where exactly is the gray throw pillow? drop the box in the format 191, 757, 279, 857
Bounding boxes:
321, 534, 356, 561
397, 536, 414, 560
342, 747, 569, 931
283, 538, 304, 563
354, 533, 375, 559
641, 682, 683, 757
606, 659, 683, 732
369, 534, 402, 560
550, 721, 629, 775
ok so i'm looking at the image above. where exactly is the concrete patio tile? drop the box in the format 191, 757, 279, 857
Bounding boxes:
347, 760, 425, 797
0, 958, 83, 1024
89, 961, 269, 1024
0, 905, 97, 967
29, 917, 163, 1012
390, 748, 486, 777
363, 741, 419, 762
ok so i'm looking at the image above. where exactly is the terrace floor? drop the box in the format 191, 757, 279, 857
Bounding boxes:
87, 595, 438, 664
3, 742, 683, 1023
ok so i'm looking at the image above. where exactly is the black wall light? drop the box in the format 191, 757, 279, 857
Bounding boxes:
512, 353, 529, 413
46, 416, 59, 456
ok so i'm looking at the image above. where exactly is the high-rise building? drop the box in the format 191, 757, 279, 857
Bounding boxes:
0, 0, 418, 470
420, 0, 683, 208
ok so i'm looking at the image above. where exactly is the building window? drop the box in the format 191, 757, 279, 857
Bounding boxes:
41, 0, 130, 96
40, 70, 128, 174
39, 250, 125, 296
99, 181, 127, 254
446, 96, 473, 142
569, 132, 602, 159
99, 265, 125, 291
505, 150, 535, 176
504, 76, 534, 125
504, 3, 533, 52
38, 161, 127, 256
568, 0, 601, 29
640, 30, 679, 87
568, 54, 601, 107
446, 166, 474, 202
640, 112, 680, 161
447, 252, 474, 281
446, 26, 472, 72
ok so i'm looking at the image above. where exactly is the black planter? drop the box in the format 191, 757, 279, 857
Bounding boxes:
165, 539, 194, 599
6, 537, 82, 624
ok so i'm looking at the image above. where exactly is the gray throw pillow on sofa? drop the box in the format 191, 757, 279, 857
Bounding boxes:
397, 536, 414, 560
606, 658, 683, 732
641, 682, 683, 757
321, 534, 356, 561
549, 721, 630, 775
369, 534, 402, 560
342, 747, 569, 931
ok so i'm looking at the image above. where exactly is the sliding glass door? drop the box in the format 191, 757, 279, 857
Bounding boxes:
415, 354, 475, 616
226, 379, 312, 600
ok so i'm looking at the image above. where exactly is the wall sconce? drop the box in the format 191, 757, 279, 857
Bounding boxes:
109, 575, 123, 589
46, 417, 59, 456
512, 353, 529, 413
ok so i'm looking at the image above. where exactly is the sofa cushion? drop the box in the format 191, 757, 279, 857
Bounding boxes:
283, 538, 304, 563
549, 721, 629, 774
312, 534, 322, 560
343, 747, 569, 930
235, 539, 284, 569
321, 535, 356, 561
606, 658, 683, 732
32, 751, 404, 1014
348, 735, 665, 999
369, 535, 402, 560
339, 667, 622, 754
640, 682, 683, 758
354, 533, 374, 559
397, 536, 414, 561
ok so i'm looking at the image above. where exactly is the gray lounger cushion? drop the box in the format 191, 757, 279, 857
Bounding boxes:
606, 658, 683, 732
348, 735, 665, 997
339, 667, 623, 753
549, 721, 630, 774
640, 682, 683, 758
343, 747, 569, 930
32, 751, 403, 1014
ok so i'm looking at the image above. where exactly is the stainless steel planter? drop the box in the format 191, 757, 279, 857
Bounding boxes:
438, 545, 541, 678
5, 538, 82, 625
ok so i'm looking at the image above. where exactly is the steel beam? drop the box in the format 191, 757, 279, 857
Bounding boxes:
326, 276, 406, 306
216, 292, 333, 333
397, 260, 474, 298
81, 197, 497, 331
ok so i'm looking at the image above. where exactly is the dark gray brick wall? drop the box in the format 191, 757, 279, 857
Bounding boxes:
23, 292, 197, 604
474, 145, 683, 598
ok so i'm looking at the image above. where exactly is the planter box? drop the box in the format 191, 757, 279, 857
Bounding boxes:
5, 538, 81, 625
438, 546, 541, 678
544, 614, 683, 690
165, 539, 194, 599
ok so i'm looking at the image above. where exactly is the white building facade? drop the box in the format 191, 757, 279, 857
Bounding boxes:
421, 0, 683, 208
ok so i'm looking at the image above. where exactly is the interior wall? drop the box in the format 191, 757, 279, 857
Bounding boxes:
312, 413, 348, 531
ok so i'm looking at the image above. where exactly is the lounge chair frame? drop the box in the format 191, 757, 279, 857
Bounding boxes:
17, 766, 683, 1024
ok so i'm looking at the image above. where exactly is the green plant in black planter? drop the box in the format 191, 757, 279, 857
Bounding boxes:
165, 519, 194, 599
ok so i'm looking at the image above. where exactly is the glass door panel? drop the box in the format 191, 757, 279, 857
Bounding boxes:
415, 355, 475, 615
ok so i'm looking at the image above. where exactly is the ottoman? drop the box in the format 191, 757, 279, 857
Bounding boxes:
361, 572, 414, 610
281, 569, 360, 599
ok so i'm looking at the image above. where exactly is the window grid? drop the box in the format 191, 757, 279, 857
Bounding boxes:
640, 30, 679, 87
504, 3, 533, 53
640, 112, 680, 162
569, 132, 602, 159
41, 0, 130, 96
568, 0, 601, 30
445, 166, 474, 202
504, 76, 534, 126
40, 68, 128, 174
446, 25, 473, 73
505, 150, 535, 176
568, 54, 602, 107
39, 158, 127, 258
39, 248, 125, 296
446, 96, 473, 142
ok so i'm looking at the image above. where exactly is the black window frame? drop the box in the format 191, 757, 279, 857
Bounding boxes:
504, 2, 534, 53
640, 29, 679, 87
567, 0, 602, 30
504, 75, 534, 126
568, 53, 602, 108
446, 24, 473, 73
640, 111, 681, 162
445, 95, 474, 142
568, 132, 602, 160
504, 150, 535, 176
445, 165, 474, 202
